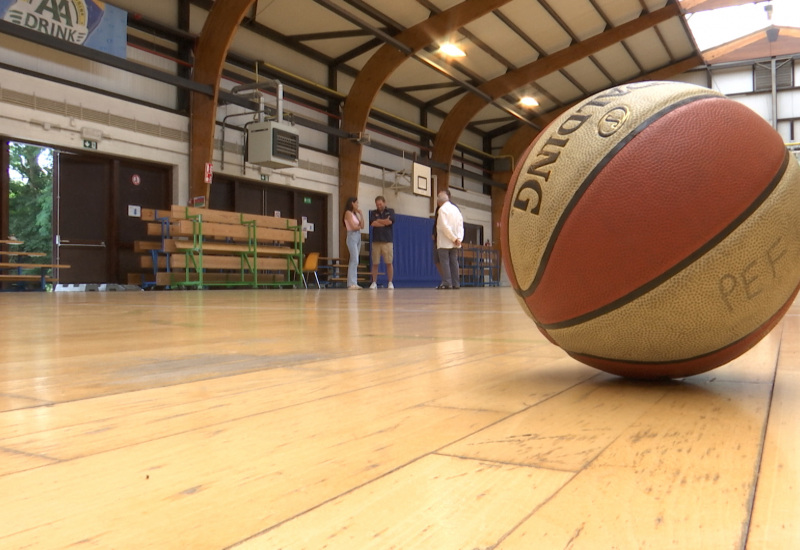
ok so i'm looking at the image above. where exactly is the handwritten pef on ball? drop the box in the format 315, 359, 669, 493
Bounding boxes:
501, 81, 800, 379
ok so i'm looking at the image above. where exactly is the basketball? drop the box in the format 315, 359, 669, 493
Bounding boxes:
501, 81, 800, 379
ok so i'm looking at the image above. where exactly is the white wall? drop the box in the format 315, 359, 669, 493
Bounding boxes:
0, 64, 494, 257
708, 67, 752, 96
0, 30, 179, 111
0, 67, 189, 204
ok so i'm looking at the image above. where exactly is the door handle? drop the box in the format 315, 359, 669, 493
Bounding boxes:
57, 239, 106, 248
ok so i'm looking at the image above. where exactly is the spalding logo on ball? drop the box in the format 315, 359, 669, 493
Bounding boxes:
501, 81, 800, 379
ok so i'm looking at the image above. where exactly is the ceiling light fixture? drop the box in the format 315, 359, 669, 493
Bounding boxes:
438, 42, 466, 57
520, 96, 539, 107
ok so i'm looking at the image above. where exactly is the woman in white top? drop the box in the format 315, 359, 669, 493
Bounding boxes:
343, 197, 364, 289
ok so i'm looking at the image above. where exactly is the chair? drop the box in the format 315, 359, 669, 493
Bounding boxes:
302, 252, 321, 289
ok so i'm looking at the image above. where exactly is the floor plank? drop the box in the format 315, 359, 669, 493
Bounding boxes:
233, 454, 575, 550
747, 315, 800, 550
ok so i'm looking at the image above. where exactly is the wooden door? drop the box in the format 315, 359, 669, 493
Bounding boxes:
209, 179, 235, 212
56, 153, 111, 284
116, 161, 171, 283
236, 181, 265, 215
265, 187, 292, 219
56, 154, 170, 285
294, 191, 327, 256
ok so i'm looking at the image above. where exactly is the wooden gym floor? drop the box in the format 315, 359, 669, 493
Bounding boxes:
0, 287, 797, 549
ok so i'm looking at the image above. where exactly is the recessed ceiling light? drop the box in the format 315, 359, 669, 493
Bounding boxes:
438, 43, 466, 57
520, 96, 539, 107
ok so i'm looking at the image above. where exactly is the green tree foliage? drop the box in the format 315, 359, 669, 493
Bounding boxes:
8, 143, 53, 263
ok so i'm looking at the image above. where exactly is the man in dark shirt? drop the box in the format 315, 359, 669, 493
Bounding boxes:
369, 195, 395, 289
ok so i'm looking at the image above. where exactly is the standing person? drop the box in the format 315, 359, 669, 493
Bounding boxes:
432, 210, 443, 282
343, 197, 364, 290
431, 188, 452, 285
436, 190, 464, 290
369, 195, 395, 289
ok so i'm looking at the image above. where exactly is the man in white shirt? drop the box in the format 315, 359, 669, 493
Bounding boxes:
435, 190, 464, 290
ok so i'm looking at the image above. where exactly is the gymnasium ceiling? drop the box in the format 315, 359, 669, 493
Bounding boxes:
219, 0, 704, 139
188, 0, 799, 142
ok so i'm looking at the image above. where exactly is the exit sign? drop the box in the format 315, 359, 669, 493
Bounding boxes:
83, 140, 98, 149
303, 197, 312, 204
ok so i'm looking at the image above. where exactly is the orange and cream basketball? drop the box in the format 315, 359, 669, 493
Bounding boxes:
501, 81, 800, 379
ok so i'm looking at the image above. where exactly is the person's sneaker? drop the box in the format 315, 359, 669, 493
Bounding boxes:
348, 285, 361, 290
369, 282, 378, 289
387, 282, 394, 290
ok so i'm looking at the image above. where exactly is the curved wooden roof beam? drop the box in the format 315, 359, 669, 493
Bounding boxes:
189, 0, 255, 203
431, 2, 682, 191
338, 0, 513, 228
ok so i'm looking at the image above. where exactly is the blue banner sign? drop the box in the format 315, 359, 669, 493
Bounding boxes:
1, 0, 127, 58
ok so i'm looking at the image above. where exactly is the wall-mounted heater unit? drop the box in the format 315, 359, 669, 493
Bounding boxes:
233, 78, 300, 170
246, 121, 300, 169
